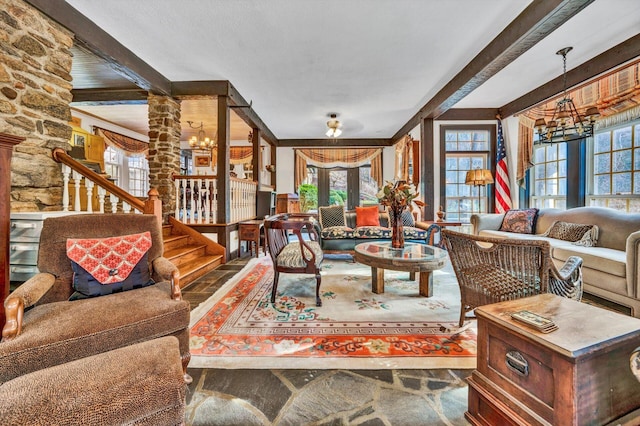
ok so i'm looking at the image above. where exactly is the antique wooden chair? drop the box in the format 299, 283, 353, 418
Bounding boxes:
442, 230, 583, 326
264, 215, 324, 306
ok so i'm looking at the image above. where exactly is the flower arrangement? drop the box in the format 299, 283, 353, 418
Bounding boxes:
377, 180, 424, 211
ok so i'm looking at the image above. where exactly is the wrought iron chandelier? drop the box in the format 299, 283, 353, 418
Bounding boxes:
187, 121, 216, 150
534, 47, 599, 144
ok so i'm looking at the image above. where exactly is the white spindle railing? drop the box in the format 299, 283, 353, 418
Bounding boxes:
61, 164, 142, 214
173, 175, 257, 224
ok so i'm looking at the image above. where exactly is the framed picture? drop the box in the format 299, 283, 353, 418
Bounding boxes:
195, 155, 210, 167
73, 132, 85, 148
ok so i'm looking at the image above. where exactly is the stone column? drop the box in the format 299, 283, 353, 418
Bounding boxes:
0, 0, 74, 211
147, 94, 181, 222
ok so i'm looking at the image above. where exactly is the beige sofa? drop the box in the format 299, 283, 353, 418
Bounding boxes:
471, 207, 640, 317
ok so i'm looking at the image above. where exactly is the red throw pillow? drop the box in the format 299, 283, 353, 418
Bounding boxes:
355, 206, 380, 227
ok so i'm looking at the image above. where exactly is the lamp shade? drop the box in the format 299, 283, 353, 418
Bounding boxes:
465, 169, 494, 186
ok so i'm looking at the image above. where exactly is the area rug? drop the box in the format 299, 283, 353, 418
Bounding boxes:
189, 255, 477, 369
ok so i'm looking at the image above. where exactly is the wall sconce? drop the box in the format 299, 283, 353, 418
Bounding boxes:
265, 164, 276, 173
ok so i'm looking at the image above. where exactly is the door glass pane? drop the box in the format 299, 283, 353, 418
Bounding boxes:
359, 167, 378, 206
329, 169, 348, 206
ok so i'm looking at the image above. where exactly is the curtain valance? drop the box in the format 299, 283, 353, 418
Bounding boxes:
96, 127, 148, 158
230, 146, 253, 164
294, 148, 383, 190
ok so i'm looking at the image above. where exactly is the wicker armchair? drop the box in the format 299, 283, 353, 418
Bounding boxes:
442, 230, 583, 326
264, 214, 324, 306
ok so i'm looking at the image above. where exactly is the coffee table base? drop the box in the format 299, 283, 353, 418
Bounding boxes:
371, 267, 434, 297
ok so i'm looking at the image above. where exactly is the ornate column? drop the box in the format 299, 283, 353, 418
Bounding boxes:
0, 133, 25, 329
147, 94, 181, 222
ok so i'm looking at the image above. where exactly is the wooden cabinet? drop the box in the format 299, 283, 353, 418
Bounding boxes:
467, 294, 640, 426
70, 127, 105, 172
238, 220, 264, 258
276, 193, 300, 214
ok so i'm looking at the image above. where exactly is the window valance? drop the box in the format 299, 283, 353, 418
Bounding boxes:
294, 148, 383, 190
230, 146, 254, 165
96, 127, 148, 158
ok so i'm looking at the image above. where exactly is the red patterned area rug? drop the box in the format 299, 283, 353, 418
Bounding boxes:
189, 255, 477, 369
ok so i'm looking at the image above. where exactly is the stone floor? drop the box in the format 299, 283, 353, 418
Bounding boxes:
181, 256, 473, 426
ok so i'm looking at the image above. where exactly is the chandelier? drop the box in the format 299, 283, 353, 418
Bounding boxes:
534, 47, 599, 144
326, 113, 342, 138
186, 121, 216, 150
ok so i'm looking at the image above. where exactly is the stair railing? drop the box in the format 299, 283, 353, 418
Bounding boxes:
172, 174, 257, 224
52, 148, 162, 223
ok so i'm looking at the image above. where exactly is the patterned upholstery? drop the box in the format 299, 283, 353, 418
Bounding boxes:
499, 208, 539, 234
388, 209, 415, 227
319, 205, 346, 228
353, 226, 392, 239
403, 226, 428, 239
320, 226, 354, 240
276, 241, 324, 268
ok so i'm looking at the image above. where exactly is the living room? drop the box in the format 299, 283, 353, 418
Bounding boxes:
2, 0, 640, 425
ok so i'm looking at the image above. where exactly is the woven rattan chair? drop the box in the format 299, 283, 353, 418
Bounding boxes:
264, 214, 324, 306
442, 230, 583, 326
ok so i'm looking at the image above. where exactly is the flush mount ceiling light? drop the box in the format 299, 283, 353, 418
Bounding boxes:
534, 47, 600, 144
187, 121, 216, 151
325, 113, 342, 138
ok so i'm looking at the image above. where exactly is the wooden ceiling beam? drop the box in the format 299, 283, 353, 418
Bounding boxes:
437, 108, 500, 121
228, 84, 279, 146
392, 0, 595, 140
171, 81, 231, 97
500, 33, 640, 117
72, 89, 149, 104
25, 0, 171, 96
278, 139, 392, 148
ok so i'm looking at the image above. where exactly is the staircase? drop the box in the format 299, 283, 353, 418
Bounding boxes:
162, 221, 225, 288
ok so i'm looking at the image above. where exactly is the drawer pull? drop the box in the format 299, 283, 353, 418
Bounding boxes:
506, 350, 529, 377
11, 222, 37, 229
11, 266, 37, 273
11, 245, 38, 251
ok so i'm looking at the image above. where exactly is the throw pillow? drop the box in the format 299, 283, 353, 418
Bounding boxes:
66, 231, 155, 300
388, 208, 415, 227
355, 205, 380, 227
319, 205, 346, 229
499, 208, 539, 234
542, 221, 599, 247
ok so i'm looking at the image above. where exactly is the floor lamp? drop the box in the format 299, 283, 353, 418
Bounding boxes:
465, 169, 493, 214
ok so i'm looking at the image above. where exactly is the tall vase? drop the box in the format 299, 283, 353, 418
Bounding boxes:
391, 207, 405, 249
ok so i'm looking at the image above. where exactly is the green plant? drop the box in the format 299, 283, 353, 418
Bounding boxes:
298, 184, 318, 212
329, 189, 347, 205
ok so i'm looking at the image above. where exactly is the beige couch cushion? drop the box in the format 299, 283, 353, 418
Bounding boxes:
553, 245, 626, 278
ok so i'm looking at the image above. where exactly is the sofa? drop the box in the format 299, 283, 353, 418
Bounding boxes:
471, 207, 640, 317
315, 205, 437, 253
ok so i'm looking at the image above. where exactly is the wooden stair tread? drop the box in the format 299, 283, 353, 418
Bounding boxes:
178, 254, 223, 277
164, 243, 206, 260
163, 234, 189, 243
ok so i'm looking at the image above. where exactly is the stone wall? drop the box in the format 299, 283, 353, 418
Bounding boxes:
0, 0, 74, 211
147, 94, 181, 221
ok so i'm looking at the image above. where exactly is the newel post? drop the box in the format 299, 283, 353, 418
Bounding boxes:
1, 133, 25, 330
144, 188, 163, 224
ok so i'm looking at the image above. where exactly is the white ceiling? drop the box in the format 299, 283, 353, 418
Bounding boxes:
66, 0, 640, 140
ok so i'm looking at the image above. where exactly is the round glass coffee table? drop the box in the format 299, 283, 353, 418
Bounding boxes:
354, 242, 448, 297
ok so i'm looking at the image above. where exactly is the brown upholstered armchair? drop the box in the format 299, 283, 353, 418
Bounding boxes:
265, 214, 324, 306
443, 229, 583, 326
1, 214, 191, 384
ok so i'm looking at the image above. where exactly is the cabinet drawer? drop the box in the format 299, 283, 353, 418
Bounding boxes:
10, 220, 43, 242
10, 265, 39, 281
10, 243, 39, 264
480, 325, 555, 422
240, 227, 259, 239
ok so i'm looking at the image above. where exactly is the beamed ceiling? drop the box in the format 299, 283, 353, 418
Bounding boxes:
26, 0, 640, 145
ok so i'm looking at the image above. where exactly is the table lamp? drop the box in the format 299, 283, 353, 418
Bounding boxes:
465, 168, 493, 214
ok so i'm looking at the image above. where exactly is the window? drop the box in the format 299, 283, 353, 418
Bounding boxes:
103, 146, 150, 197
588, 122, 640, 212
128, 156, 149, 197
441, 126, 494, 222
302, 164, 376, 211
530, 142, 567, 209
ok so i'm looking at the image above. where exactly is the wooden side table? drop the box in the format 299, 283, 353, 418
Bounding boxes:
415, 220, 463, 247
467, 293, 640, 426
238, 220, 265, 258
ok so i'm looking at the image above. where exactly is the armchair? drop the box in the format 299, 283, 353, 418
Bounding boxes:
442, 230, 583, 326
264, 214, 324, 306
1, 214, 191, 384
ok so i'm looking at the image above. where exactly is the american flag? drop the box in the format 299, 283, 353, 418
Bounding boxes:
495, 118, 512, 213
